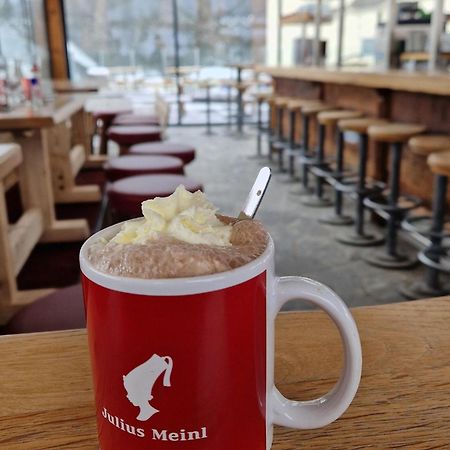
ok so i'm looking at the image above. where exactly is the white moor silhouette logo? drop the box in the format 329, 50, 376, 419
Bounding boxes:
123, 354, 173, 421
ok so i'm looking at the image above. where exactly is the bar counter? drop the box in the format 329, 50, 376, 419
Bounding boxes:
257, 66, 450, 207
256, 66, 450, 96
1, 297, 450, 449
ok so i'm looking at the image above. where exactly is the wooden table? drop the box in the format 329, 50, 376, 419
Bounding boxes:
1, 296, 449, 449
0, 96, 100, 242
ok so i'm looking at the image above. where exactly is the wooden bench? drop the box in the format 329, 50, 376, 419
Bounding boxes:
0, 143, 54, 323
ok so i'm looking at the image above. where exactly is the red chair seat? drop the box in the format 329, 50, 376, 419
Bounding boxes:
92, 110, 133, 122
3, 284, 85, 334
112, 113, 160, 126
108, 174, 203, 217
104, 155, 184, 181
107, 125, 163, 147
128, 141, 196, 164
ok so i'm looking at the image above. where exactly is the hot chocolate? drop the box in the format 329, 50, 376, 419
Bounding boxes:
87, 186, 268, 279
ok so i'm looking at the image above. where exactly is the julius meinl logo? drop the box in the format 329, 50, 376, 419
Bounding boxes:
102, 353, 208, 442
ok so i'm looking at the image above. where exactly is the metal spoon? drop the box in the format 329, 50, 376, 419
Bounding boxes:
238, 167, 272, 220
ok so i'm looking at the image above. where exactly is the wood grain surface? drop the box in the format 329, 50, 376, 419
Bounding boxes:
1, 297, 450, 449
257, 66, 450, 96
0, 96, 86, 130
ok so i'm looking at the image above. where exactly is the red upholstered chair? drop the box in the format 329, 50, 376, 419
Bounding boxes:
128, 141, 196, 164
112, 113, 160, 126
2, 284, 86, 334
104, 155, 185, 181
106, 125, 163, 154
108, 174, 203, 219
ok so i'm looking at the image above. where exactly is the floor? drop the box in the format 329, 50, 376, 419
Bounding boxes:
12, 120, 437, 311
169, 124, 432, 310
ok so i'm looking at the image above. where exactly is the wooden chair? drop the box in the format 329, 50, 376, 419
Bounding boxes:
0, 143, 53, 324
46, 120, 101, 204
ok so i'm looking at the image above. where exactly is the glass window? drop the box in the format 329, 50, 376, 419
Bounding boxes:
0, 0, 50, 77
64, 0, 266, 81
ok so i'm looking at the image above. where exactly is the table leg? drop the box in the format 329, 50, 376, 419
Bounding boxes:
15, 130, 90, 243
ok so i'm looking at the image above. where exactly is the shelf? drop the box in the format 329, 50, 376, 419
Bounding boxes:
281, 12, 332, 25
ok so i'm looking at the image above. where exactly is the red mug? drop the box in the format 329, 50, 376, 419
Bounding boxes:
80, 222, 362, 450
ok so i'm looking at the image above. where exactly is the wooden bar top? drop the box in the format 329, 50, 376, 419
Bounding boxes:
1, 296, 450, 449
0, 95, 87, 130
256, 65, 450, 96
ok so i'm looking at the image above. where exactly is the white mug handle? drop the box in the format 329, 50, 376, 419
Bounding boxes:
271, 276, 362, 429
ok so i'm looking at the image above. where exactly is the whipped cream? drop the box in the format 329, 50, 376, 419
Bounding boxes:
111, 185, 232, 246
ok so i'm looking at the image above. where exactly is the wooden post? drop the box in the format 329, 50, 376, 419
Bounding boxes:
277, 0, 283, 65
313, 0, 322, 66
336, 0, 345, 67
383, 0, 396, 70
44, 0, 69, 79
428, 0, 444, 71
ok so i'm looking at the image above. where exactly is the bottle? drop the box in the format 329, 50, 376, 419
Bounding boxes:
30, 61, 43, 108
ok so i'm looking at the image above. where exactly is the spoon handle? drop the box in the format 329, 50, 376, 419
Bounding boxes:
238, 167, 272, 220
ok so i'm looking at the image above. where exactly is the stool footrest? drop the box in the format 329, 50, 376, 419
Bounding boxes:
401, 215, 450, 239
364, 193, 422, 214
418, 246, 450, 274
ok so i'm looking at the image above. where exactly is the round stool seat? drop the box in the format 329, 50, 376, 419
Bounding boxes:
104, 155, 184, 182
108, 174, 203, 217
128, 141, 196, 164
3, 284, 85, 334
301, 103, 335, 116
318, 110, 363, 126
428, 150, 450, 177
368, 123, 426, 143
106, 125, 163, 146
409, 135, 450, 156
112, 113, 160, 126
287, 99, 318, 111
255, 92, 272, 102
274, 97, 290, 108
338, 117, 389, 134
92, 110, 132, 121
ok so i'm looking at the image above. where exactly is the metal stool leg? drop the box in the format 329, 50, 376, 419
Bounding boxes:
204, 84, 214, 135
320, 130, 354, 225
365, 142, 417, 269
401, 175, 450, 298
338, 133, 384, 246
237, 88, 243, 134
302, 123, 332, 207
256, 99, 263, 157
291, 115, 314, 196
288, 109, 297, 177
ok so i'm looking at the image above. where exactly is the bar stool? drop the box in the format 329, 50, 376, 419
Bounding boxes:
310, 109, 364, 221
284, 99, 317, 179
112, 113, 160, 126
106, 125, 163, 154
336, 118, 388, 246
93, 109, 133, 154
401, 135, 450, 235
103, 155, 184, 182
269, 96, 290, 171
414, 151, 450, 293
255, 92, 272, 158
128, 141, 196, 164
364, 123, 426, 269
293, 102, 334, 196
3, 284, 85, 334
108, 175, 203, 220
